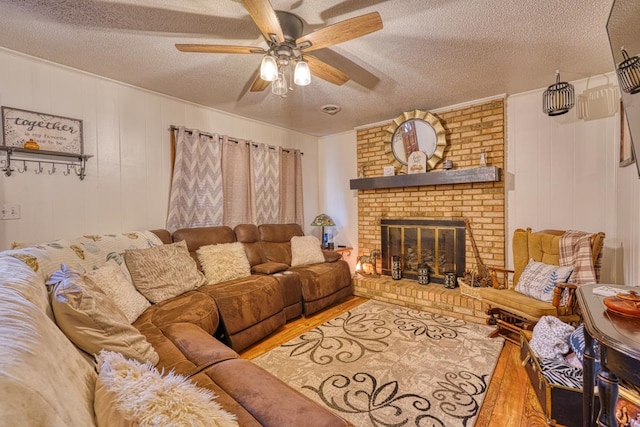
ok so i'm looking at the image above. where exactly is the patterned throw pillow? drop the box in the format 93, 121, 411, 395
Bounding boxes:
94, 350, 238, 427
84, 260, 150, 323
47, 264, 159, 364
197, 242, 251, 285
515, 259, 573, 302
124, 241, 205, 303
290, 235, 325, 267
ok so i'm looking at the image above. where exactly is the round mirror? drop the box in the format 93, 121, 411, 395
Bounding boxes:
391, 119, 438, 164
384, 110, 447, 174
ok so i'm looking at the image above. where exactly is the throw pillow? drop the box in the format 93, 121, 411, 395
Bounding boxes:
84, 259, 150, 323
290, 235, 325, 267
47, 264, 159, 364
197, 242, 251, 285
515, 259, 573, 302
124, 240, 205, 303
94, 350, 238, 427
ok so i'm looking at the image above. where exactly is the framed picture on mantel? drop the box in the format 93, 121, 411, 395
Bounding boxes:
1, 106, 84, 155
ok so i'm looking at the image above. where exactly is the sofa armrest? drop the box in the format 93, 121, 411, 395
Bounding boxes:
161, 322, 238, 377
552, 282, 578, 312
251, 262, 289, 274
322, 250, 342, 263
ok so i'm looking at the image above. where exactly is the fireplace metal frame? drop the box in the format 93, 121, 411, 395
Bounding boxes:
381, 218, 466, 283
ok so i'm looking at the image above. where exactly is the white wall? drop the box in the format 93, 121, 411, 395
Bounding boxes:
506, 75, 618, 270
318, 130, 358, 271
0, 48, 319, 249
319, 75, 640, 286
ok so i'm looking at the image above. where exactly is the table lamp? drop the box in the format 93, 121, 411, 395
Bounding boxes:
310, 213, 335, 249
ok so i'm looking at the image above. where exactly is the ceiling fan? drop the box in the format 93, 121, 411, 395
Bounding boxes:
175, 0, 383, 96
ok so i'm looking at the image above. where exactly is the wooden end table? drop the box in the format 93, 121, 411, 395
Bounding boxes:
577, 284, 640, 427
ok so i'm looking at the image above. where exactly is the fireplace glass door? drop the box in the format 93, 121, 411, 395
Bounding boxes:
381, 219, 465, 283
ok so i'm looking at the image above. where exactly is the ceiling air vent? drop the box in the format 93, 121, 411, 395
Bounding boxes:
320, 104, 342, 115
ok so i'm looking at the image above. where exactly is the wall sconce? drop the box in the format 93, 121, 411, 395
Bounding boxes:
543, 70, 575, 116
355, 249, 380, 277
616, 47, 640, 94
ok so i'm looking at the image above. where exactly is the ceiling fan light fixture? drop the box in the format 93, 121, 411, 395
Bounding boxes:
617, 47, 640, 95
272, 72, 288, 97
260, 55, 278, 82
542, 70, 575, 116
294, 60, 311, 86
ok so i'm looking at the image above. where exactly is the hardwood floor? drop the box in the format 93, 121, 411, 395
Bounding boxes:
240, 295, 549, 427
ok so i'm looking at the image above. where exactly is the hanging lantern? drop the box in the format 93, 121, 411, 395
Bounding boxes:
542, 71, 575, 116
616, 48, 640, 95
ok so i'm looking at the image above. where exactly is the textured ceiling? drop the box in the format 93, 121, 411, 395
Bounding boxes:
0, 0, 618, 136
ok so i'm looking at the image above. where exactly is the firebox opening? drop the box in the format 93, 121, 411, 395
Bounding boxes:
381, 218, 466, 283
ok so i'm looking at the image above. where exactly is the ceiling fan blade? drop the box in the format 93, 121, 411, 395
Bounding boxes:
296, 11, 382, 52
175, 44, 265, 54
305, 55, 349, 85
250, 74, 270, 92
241, 0, 284, 43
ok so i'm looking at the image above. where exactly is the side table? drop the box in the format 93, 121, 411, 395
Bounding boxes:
577, 284, 640, 427
334, 246, 353, 258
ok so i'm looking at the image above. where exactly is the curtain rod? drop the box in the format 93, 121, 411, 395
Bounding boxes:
169, 125, 303, 155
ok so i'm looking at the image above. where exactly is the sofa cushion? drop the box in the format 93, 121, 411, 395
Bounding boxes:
134, 291, 219, 336
95, 350, 238, 427
478, 287, 560, 321
258, 223, 304, 265
84, 259, 150, 323
48, 264, 159, 364
290, 235, 325, 267
515, 259, 573, 302
233, 224, 266, 267
125, 240, 205, 303
197, 242, 251, 285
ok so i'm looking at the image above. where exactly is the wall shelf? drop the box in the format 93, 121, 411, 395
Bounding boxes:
349, 166, 501, 190
0, 147, 92, 180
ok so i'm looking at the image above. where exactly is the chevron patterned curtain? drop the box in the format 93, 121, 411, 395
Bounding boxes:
167, 126, 303, 231
252, 144, 280, 224
166, 127, 223, 232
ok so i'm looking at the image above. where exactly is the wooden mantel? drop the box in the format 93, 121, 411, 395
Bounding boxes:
349, 166, 501, 190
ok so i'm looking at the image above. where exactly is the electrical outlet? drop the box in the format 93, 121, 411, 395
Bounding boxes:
1, 204, 20, 220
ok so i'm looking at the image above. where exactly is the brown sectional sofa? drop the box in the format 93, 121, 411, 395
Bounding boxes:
171, 223, 353, 352
0, 226, 353, 426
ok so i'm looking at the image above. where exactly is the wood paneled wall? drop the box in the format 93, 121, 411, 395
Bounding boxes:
0, 48, 320, 249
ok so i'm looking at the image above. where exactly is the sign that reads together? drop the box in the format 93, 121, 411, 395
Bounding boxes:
2, 106, 83, 155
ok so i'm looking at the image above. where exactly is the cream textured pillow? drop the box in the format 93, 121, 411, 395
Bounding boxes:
197, 242, 251, 285
124, 240, 205, 303
290, 235, 325, 267
84, 260, 150, 323
94, 351, 238, 427
47, 264, 159, 364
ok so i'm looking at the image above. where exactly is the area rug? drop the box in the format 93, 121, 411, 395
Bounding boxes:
253, 300, 504, 427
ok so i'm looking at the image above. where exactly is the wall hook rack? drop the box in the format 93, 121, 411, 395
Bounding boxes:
0, 147, 92, 180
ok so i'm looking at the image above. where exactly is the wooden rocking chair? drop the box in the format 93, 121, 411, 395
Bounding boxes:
478, 228, 605, 344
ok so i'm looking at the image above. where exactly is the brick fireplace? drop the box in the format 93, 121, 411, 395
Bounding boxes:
352, 98, 505, 323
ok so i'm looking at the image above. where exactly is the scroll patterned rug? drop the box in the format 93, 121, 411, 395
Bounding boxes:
253, 300, 504, 427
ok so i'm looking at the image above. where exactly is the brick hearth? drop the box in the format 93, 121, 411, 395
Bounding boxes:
353, 276, 489, 325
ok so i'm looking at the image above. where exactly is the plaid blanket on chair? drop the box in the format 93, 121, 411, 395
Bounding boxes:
559, 230, 601, 284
